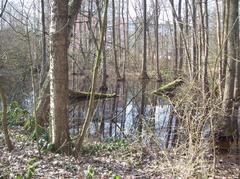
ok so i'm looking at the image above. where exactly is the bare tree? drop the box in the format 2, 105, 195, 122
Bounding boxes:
35, 0, 82, 131
215, 0, 223, 97
155, 0, 161, 81
49, 0, 70, 153
40, 0, 47, 86
219, 0, 238, 152
122, 0, 128, 80
177, 0, 184, 72
221, 0, 230, 96
0, 0, 8, 18
169, 0, 178, 77
202, 0, 209, 94
112, 0, 121, 80
191, 0, 197, 79
74, 0, 109, 155
140, 0, 149, 79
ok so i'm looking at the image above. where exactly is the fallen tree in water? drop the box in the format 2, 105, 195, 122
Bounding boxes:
36, 76, 117, 125
152, 78, 184, 97
69, 90, 117, 104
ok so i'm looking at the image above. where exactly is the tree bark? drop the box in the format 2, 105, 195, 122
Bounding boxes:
184, 0, 190, 73
191, 0, 197, 79
74, 0, 109, 155
99, 0, 107, 92
221, 0, 230, 96
112, 0, 121, 80
36, 0, 82, 127
155, 0, 161, 81
49, 0, 70, 153
138, 80, 147, 141
109, 82, 120, 137
170, 0, 178, 77
178, 0, 184, 72
219, 0, 238, 152
68, 0, 83, 42
140, 0, 149, 79
36, 75, 50, 126
121, 0, 128, 80
0, 86, 14, 151
215, 0, 223, 97
202, 0, 209, 94
40, 0, 47, 86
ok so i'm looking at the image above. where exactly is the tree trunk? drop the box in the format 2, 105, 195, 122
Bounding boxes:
36, 75, 50, 126
184, 0, 190, 74
100, 36, 108, 92
68, 0, 83, 42
112, 0, 121, 80
215, 0, 223, 97
99, 16, 108, 136
109, 82, 120, 137
169, 0, 192, 77
219, 0, 238, 152
121, 0, 128, 80
0, 86, 14, 151
35, 0, 82, 127
74, 0, 109, 155
155, 0, 161, 81
202, 0, 209, 94
178, 0, 184, 72
198, 1, 203, 81
140, 0, 149, 79
191, 0, 197, 79
170, 0, 178, 77
165, 111, 174, 149
99, 1, 107, 92
99, 98, 106, 137
40, 0, 47, 86
233, 0, 240, 152
121, 81, 128, 135
49, 0, 70, 153
138, 80, 147, 141
221, 0, 230, 96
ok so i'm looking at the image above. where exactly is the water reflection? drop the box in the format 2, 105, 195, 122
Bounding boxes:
69, 80, 174, 147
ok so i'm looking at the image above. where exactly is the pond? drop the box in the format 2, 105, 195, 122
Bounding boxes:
69, 80, 176, 148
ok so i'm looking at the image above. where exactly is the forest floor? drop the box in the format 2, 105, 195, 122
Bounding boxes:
0, 128, 239, 178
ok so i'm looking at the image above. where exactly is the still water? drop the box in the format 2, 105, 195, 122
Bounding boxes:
69, 80, 176, 147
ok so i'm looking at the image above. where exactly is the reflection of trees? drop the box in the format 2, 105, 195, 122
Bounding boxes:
138, 79, 147, 140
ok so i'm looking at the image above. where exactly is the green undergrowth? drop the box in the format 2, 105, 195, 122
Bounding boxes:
84, 165, 121, 179
2, 101, 52, 153
0, 101, 31, 126
81, 138, 128, 156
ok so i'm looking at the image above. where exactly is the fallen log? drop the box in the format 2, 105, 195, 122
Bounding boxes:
69, 90, 117, 104
152, 78, 184, 97
36, 76, 117, 125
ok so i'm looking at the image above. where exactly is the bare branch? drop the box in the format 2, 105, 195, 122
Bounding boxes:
0, 0, 8, 18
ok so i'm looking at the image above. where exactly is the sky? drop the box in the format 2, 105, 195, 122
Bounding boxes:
5, 0, 174, 24
128, 0, 172, 23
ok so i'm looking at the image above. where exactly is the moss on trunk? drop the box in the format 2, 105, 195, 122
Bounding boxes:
69, 90, 117, 104
152, 79, 184, 96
